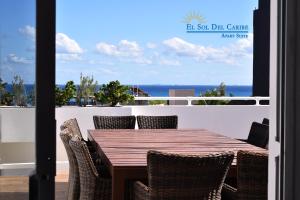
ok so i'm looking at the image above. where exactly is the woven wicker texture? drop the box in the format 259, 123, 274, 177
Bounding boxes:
137, 115, 178, 129
59, 129, 80, 200
60, 118, 83, 138
93, 116, 136, 129
223, 151, 268, 200
134, 150, 234, 200
247, 122, 269, 148
69, 136, 112, 200
60, 118, 101, 161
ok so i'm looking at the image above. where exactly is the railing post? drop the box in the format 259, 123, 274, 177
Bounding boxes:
187, 98, 192, 106
255, 97, 260, 106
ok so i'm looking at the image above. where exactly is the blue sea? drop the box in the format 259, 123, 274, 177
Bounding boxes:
134, 85, 252, 97
6, 84, 252, 97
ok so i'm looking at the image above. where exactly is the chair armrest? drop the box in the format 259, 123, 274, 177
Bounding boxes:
134, 181, 150, 200
222, 183, 237, 200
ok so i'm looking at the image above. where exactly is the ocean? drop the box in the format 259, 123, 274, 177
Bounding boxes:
6, 84, 252, 97
134, 85, 252, 97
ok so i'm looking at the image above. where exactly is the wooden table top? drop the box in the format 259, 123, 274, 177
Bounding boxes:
88, 129, 267, 168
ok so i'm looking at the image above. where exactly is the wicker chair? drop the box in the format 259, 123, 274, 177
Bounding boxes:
137, 115, 178, 129
93, 116, 136, 129
246, 122, 269, 148
262, 118, 269, 125
60, 118, 83, 138
59, 129, 80, 200
69, 136, 112, 200
222, 151, 268, 200
60, 118, 101, 163
134, 150, 234, 200
238, 122, 269, 149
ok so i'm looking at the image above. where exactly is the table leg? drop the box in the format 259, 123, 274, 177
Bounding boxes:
112, 169, 125, 200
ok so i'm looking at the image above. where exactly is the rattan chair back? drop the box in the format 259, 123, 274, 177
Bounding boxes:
137, 115, 178, 129
59, 129, 80, 200
69, 136, 111, 200
262, 118, 269, 125
60, 118, 83, 138
247, 122, 269, 148
93, 116, 136, 129
147, 150, 234, 200
237, 151, 268, 200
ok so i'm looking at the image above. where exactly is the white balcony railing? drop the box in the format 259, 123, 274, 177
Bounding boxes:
134, 96, 270, 106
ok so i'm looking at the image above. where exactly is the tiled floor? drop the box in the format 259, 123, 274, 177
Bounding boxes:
0, 173, 68, 200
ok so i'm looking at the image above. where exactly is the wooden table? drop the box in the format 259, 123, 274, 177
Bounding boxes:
88, 129, 267, 200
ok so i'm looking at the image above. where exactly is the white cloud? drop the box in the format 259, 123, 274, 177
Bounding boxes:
95, 40, 187, 66
228, 33, 253, 59
163, 35, 253, 65
96, 40, 142, 57
118, 40, 142, 57
6, 54, 32, 64
163, 37, 200, 57
19, 25, 35, 40
96, 40, 153, 65
19, 26, 84, 62
96, 43, 119, 56
56, 33, 83, 54
56, 33, 83, 61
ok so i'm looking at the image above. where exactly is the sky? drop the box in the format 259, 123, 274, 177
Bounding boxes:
0, 0, 258, 85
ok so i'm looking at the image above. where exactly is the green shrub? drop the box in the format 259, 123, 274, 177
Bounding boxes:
197, 82, 232, 105
0, 78, 12, 106
1, 92, 13, 106
55, 81, 77, 106
95, 80, 134, 107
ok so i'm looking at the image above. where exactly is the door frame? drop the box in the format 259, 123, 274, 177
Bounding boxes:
275, 0, 300, 199
30, 0, 56, 199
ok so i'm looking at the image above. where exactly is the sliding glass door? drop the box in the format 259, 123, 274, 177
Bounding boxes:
0, 0, 36, 177
0, 0, 56, 199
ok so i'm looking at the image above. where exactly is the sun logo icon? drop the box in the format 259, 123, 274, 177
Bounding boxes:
182, 11, 206, 24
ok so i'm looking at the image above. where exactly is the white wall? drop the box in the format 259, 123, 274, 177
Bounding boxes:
0, 105, 269, 170
0, 108, 35, 142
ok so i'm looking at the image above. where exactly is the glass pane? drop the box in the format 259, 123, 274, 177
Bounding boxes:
0, 0, 35, 199
56, 0, 258, 107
